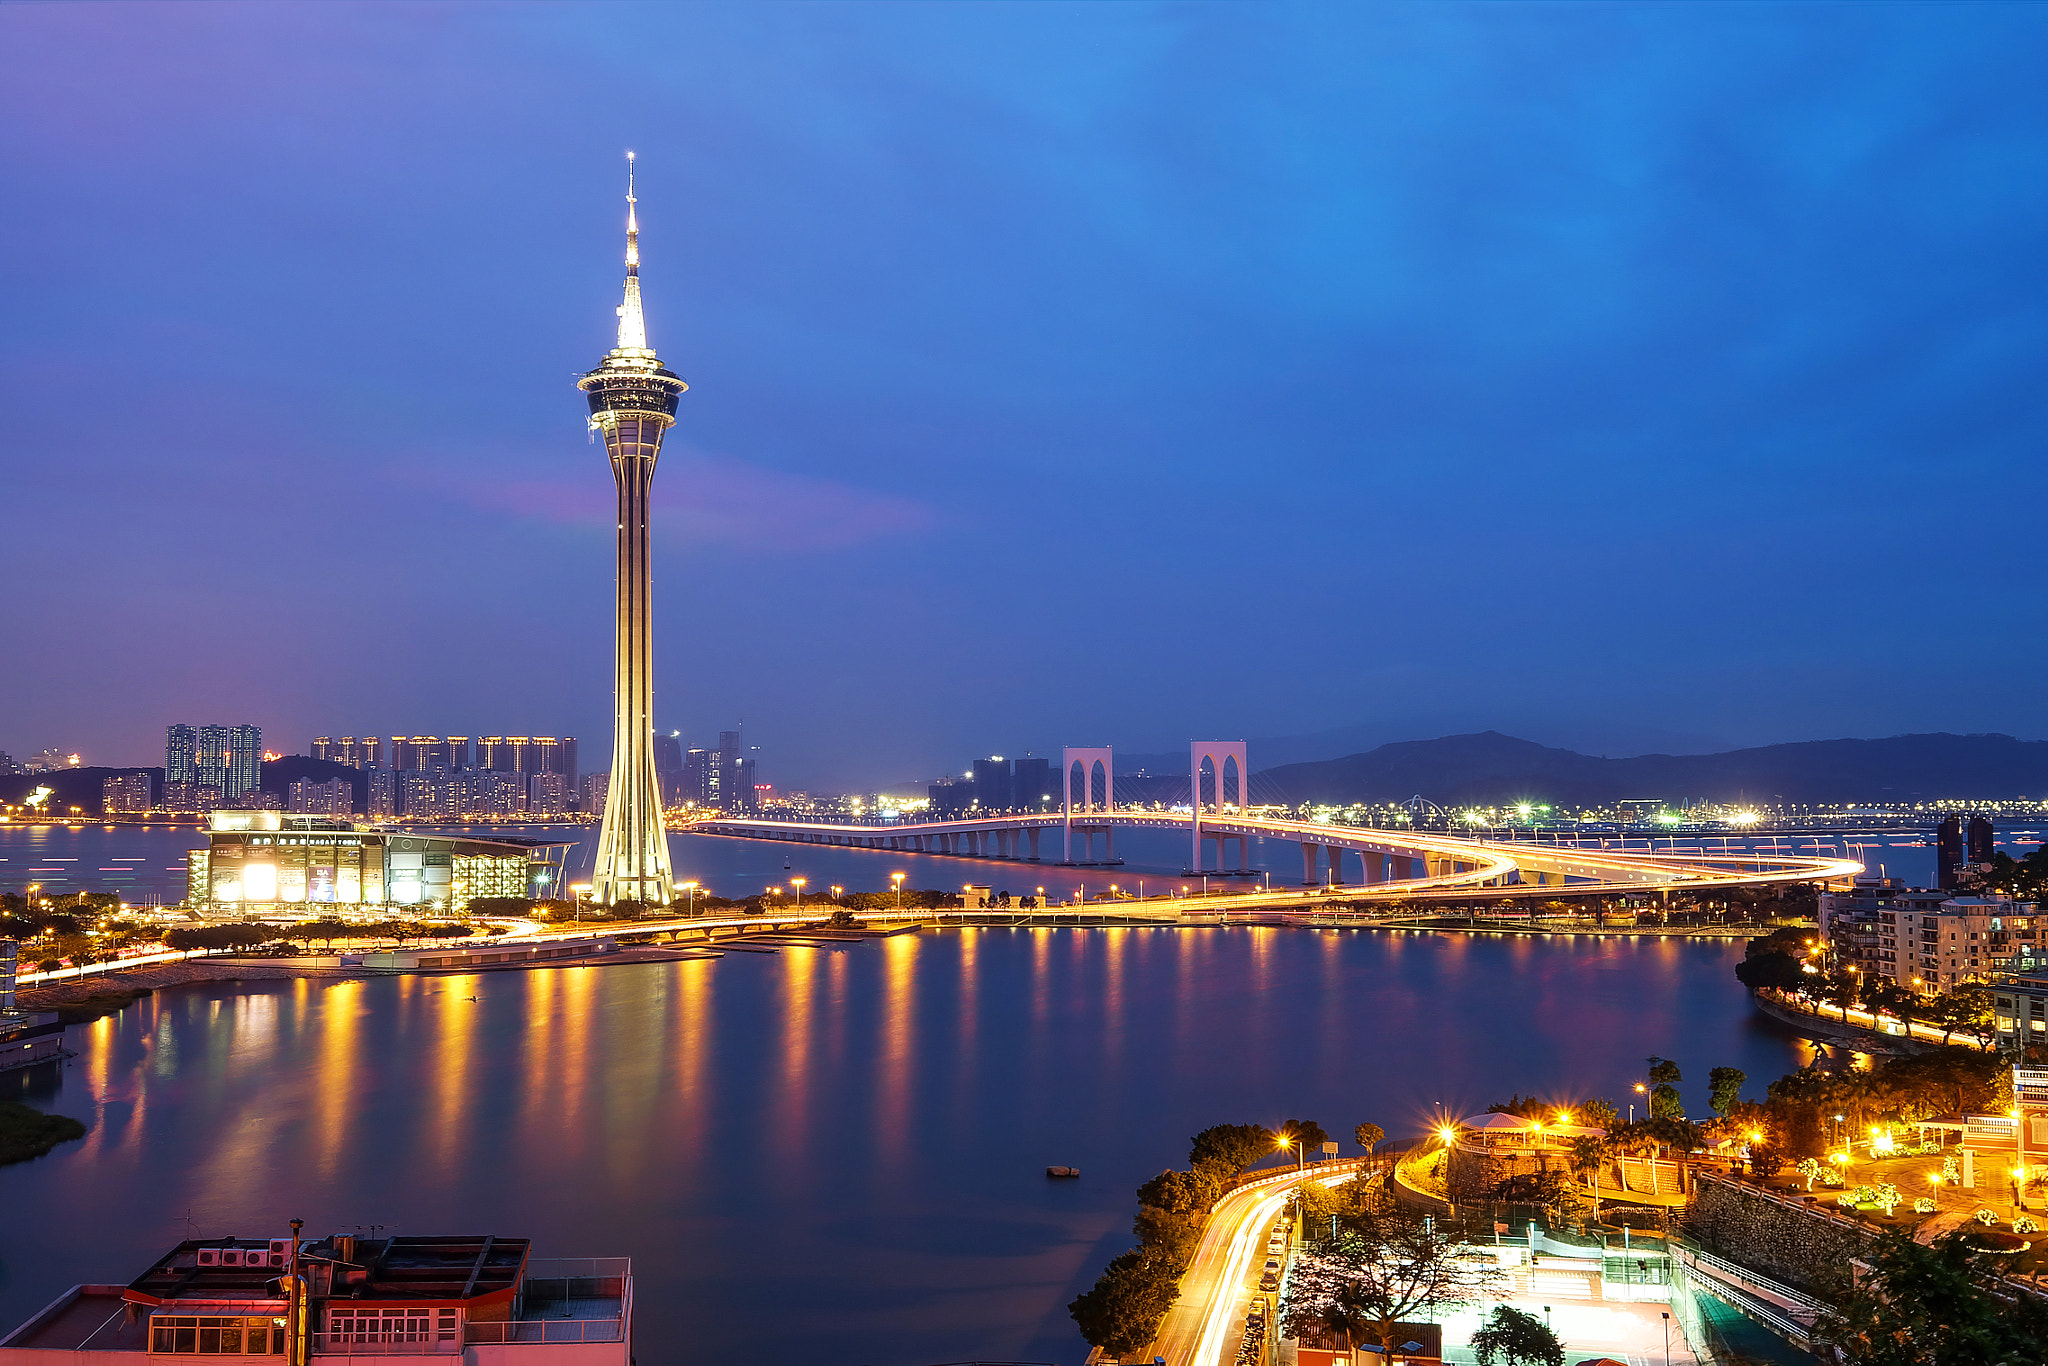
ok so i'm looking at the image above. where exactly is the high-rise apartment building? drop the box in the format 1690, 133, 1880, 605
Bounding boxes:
165, 725, 198, 786
172, 724, 260, 800
288, 778, 354, 818
528, 771, 569, 816
366, 767, 398, 820
311, 736, 382, 769
579, 773, 610, 819
102, 772, 152, 814
1013, 756, 1057, 808
972, 757, 1013, 811
391, 737, 469, 772
475, 736, 578, 787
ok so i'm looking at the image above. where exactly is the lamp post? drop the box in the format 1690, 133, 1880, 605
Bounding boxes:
792, 877, 805, 910
891, 872, 905, 909
680, 880, 698, 918
2013, 1108, 2026, 1212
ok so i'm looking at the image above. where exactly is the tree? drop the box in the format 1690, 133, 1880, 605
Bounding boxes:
1354, 1123, 1385, 1156
1647, 1056, 1684, 1119
1280, 1203, 1505, 1360
1815, 1230, 2048, 1365
1568, 1135, 1609, 1184
1469, 1305, 1565, 1366
1278, 1119, 1332, 1156
1578, 1098, 1619, 1130
1068, 1248, 1180, 1356
1188, 1123, 1275, 1175
1708, 1067, 1746, 1117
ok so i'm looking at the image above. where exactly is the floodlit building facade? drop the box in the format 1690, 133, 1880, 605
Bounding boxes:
185, 813, 564, 913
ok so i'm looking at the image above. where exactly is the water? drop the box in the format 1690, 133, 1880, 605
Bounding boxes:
2, 927, 1819, 1364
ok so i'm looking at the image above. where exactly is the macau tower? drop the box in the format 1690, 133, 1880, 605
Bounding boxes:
579, 155, 684, 906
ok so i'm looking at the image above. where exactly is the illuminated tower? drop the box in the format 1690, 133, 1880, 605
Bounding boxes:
579, 155, 685, 905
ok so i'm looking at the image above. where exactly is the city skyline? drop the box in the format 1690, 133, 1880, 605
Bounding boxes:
4, 5, 2047, 793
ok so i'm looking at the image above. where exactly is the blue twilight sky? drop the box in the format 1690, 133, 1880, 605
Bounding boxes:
2, 2, 2045, 791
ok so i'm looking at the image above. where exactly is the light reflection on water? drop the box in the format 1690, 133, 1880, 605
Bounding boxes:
3, 927, 1819, 1365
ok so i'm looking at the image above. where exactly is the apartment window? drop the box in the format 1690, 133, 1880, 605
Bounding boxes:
325, 1308, 458, 1346
149, 1315, 285, 1354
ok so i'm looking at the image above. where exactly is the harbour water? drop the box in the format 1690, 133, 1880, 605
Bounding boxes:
1, 926, 1820, 1365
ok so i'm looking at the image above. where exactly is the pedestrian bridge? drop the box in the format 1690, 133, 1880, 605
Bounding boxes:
686, 807, 1859, 902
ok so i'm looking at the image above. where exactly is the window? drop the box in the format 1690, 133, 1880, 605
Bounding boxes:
325, 1308, 458, 1346
149, 1315, 284, 1354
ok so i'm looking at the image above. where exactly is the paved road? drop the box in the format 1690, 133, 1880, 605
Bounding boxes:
1151, 1162, 1374, 1366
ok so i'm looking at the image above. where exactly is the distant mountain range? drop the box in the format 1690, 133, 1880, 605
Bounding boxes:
1244, 731, 2048, 807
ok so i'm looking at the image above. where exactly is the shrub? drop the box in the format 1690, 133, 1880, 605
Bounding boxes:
1913, 1198, 1937, 1214
1975, 1209, 1999, 1226
2015, 1216, 2041, 1234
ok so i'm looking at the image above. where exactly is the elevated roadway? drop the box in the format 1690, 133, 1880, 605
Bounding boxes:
687, 809, 1860, 906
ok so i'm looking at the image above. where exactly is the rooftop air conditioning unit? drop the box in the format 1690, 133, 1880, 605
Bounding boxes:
219, 1249, 244, 1267
195, 1250, 220, 1267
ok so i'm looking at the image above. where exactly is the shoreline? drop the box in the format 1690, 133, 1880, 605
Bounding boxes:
15, 914, 1806, 1014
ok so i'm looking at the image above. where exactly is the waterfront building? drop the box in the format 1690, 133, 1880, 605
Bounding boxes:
972, 757, 1013, 811
579, 157, 684, 904
1, 940, 68, 1074
366, 766, 397, 819
391, 736, 469, 772
165, 724, 197, 786
654, 730, 684, 806
470, 770, 528, 817
1012, 755, 1056, 808
287, 777, 353, 818
0, 1229, 630, 1366
311, 736, 381, 769
929, 773, 974, 817
1821, 877, 2041, 992
674, 731, 755, 812
176, 724, 261, 800
399, 769, 461, 822
579, 773, 609, 818
528, 771, 568, 816
101, 772, 152, 815
187, 812, 565, 912
476, 736, 578, 788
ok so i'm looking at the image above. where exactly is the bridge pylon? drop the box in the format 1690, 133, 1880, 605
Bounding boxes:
1189, 740, 1250, 875
1061, 747, 1115, 864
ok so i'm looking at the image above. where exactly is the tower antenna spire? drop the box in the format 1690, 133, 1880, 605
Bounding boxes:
616, 150, 646, 350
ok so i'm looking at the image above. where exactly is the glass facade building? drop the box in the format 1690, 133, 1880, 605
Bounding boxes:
190, 813, 566, 913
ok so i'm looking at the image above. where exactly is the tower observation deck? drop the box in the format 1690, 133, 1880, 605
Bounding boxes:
578, 154, 685, 906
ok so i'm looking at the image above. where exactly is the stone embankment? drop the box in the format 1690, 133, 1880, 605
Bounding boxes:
1683, 1172, 1876, 1297
1749, 991, 1946, 1056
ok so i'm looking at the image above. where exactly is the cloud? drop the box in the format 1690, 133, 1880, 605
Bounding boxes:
434, 445, 937, 551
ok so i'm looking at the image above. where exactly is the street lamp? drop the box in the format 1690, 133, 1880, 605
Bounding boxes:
680, 880, 699, 917
891, 872, 906, 909
791, 877, 806, 909
1277, 1133, 1302, 1172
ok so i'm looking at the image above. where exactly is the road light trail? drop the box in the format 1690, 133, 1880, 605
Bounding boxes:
1152, 1163, 1371, 1366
